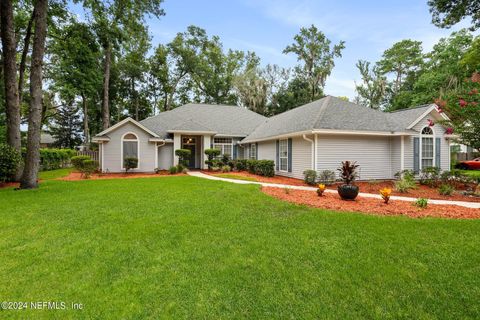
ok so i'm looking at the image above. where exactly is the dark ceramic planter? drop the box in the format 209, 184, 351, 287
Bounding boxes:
337, 184, 359, 200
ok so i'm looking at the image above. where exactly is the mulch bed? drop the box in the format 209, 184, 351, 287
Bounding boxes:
206, 171, 480, 203
59, 171, 185, 181
262, 187, 480, 219
0, 182, 20, 189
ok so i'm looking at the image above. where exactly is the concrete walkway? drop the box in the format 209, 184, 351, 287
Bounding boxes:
188, 171, 480, 209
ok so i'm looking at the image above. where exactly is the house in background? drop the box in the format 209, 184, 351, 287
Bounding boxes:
93, 96, 454, 180
40, 132, 55, 148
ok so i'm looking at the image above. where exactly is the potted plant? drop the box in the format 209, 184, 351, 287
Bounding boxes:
337, 161, 359, 200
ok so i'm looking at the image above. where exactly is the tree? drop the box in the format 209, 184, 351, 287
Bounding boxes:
354, 60, 387, 110
429, 0, 480, 30
20, 0, 48, 189
0, 0, 22, 180
436, 73, 480, 150
49, 104, 83, 149
283, 25, 345, 102
377, 40, 424, 95
78, 0, 165, 129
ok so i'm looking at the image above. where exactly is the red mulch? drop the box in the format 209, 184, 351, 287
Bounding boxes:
0, 182, 20, 189
59, 171, 185, 181
262, 187, 480, 219
205, 171, 480, 203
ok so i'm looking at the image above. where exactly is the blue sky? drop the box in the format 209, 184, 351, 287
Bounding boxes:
75, 0, 471, 99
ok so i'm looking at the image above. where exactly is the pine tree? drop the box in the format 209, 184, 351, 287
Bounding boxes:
49, 104, 83, 149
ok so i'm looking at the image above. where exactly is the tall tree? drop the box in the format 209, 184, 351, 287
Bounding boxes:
20, 0, 48, 189
377, 39, 424, 95
49, 103, 83, 149
0, 0, 22, 180
283, 25, 345, 102
429, 0, 480, 30
78, 0, 165, 129
354, 60, 387, 110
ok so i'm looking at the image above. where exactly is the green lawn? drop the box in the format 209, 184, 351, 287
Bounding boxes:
38, 168, 73, 180
459, 169, 480, 179
1, 177, 479, 319
215, 173, 258, 181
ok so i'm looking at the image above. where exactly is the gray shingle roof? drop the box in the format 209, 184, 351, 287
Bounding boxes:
140, 103, 267, 138
242, 96, 431, 142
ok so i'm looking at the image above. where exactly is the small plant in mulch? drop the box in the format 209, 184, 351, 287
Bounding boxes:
317, 184, 326, 197
284, 187, 290, 194
379, 187, 392, 204
414, 198, 429, 209
438, 184, 454, 196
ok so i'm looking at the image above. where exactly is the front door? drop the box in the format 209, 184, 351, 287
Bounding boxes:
182, 137, 196, 169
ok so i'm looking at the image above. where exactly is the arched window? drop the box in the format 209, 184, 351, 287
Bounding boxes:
420, 127, 434, 169
122, 132, 139, 169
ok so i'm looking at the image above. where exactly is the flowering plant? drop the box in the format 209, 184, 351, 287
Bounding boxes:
379, 187, 392, 204
317, 184, 326, 196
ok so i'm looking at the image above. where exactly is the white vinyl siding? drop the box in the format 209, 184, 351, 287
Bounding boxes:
102, 122, 156, 172
157, 143, 173, 170
316, 135, 392, 180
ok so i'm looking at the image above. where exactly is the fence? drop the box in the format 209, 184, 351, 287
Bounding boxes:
455, 152, 479, 162
76, 150, 99, 162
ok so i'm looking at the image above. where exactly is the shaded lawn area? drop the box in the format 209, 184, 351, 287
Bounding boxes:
0, 177, 479, 319
38, 168, 74, 180
459, 169, 480, 179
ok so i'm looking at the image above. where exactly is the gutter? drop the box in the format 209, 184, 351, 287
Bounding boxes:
302, 134, 315, 171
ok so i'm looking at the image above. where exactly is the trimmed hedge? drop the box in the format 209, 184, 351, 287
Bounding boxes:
246, 159, 275, 177
0, 143, 22, 182
22, 148, 76, 171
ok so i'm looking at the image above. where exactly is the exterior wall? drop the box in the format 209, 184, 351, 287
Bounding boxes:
157, 143, 173, 170
257, 141, 276, 161
102, 122, 156, 172
316, 135, 392, 180
408, 112, 450, 172
390, 136, 402, 177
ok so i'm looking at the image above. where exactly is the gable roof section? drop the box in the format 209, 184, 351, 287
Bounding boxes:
95, 117, 160, 138
140, 103, 266, 138
242, 96, 413, 143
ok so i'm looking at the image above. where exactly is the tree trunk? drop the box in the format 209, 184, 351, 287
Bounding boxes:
101, 42, 111, 130
132, 78, 139, 120
18, 7, 35, 105
20, 0, 48, 189
0, 0, 22, 180
81, 93, 90, 149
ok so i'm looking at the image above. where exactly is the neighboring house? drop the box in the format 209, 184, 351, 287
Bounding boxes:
40, 133, 55, 148
93, 96, 454, 180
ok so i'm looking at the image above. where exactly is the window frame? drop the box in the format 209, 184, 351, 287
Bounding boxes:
213, 137, 233, 158
420, 126, 435, 170
121, 132, 140, 170
278, 139, 288, 172
249, 143, 256, 160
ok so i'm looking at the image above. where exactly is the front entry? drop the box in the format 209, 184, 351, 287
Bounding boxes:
182, 137, 197, 169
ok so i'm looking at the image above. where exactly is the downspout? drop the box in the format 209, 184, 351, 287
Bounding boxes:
302, 134, 315, 171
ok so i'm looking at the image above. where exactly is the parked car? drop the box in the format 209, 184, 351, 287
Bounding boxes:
458, 158, 480, 170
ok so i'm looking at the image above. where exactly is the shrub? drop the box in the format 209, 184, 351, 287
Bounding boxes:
246, 159, 256, 174
317, 170, 336, 185
168, 166, 177, 174
0, 143, 22, 182
71, 155, 91, 170
235, 159, 248, 171
379, 187, 392, 204
221, 165, 231, 173
414, 198, 428, 209
204, 148, 221, 169
337, 161, 359, 185
81, 159, 98, 178
394, 178, 416, 193
221, 154, 230, 166
394, 169, 415, 182
176, 163, 185, 173
123, 157, 138, 173
211, 166, 220, 172
303, 169, 317, 185
438, 184, 454, 196
175, 149, 191, 167
255, 160, 275, 177
419, 166, 441, 188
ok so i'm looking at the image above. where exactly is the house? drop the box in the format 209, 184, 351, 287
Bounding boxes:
93, 96, 454, 180
40, 133, 55, 148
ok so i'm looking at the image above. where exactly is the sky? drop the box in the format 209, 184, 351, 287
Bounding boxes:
74, 0, 472, 100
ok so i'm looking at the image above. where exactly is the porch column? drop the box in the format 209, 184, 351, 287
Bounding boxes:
202, 135, 211, 169
173, 133, 181, 166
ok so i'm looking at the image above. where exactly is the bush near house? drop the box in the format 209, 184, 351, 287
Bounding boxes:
394, 170, 417, 193
317, 170, 336, 185
303, 169, 317, 185
124, 157, 138, 173
0, 143, 22, 182
204, 148, 221, 170
246, 159, 275, 177
419, 166, 441, 187
22, 148, 76, 171
175, 149, 191, 167
235, 159, 248, 171
71, 155, 98, 178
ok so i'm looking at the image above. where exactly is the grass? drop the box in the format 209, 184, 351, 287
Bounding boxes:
38, 168, 73, 180
1, 176, 480, 319
215, 173, 258, 181
459, 169, 480, 179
